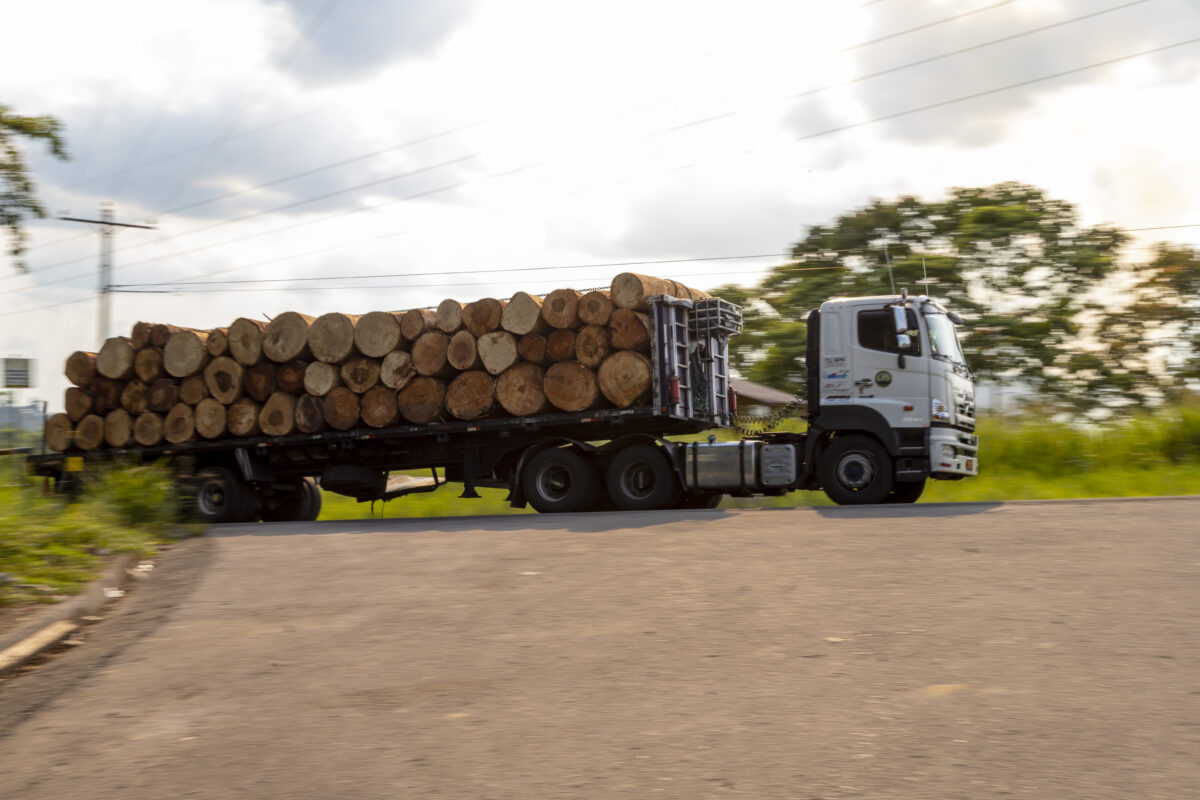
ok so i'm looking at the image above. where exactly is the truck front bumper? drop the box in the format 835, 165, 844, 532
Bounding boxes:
929, 427, 979, 477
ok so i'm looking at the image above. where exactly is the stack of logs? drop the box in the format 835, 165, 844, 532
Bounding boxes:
45, 273, 712, 451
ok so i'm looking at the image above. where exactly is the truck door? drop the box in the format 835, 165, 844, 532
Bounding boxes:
848, 306, 930, 429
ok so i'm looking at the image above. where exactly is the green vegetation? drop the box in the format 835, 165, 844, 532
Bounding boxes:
0, 464, 186, 607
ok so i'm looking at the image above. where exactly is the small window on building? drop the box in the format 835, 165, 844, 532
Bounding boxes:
857, 309, 921, 355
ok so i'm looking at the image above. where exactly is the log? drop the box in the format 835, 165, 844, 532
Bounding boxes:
262, 312, 314, 363
543, 361, 601, 412
164, 330, 210, 377
597, 350, 652, 409
578, 290, 614, 326
179, 375, 210, 406
91, 378, 124, 415
478, 331, 519, 375
462, 298, 504, 337
45, 413, 73, 452
203, 356, 244, 405
130, 321, 155, 350
516, 333, 550, 366
322, 386, 360, 431
134, 347, 165, 383
194, 397, 227, 439
360, 385, 399, 428
64, 351, 97, 388
412, 331, 454, 378
545, 329, 577, 362
609, 309, 651, 351
147, 378, 179, 413
150, 324, 204, 348
295, 394, 326, 434
134, 412, 164, 446
244, 363, 276, 403
400, 308, 438, 341
501, 291, 546, 335
275, 360, 307, 394
226, 399, 261, 437
259, 392, 297, 436
397, 377, 446, 424
164, 403, 195, 444
304, 361, 342, 397
119, 381, 148, 415
354, 311, 404, 358
97, 337, 135, 380
228, 317, 268, 366
340, 356, 381, 393
436, 299, 464, 334
575, 324, 611, 368
447, 330, 481, 371
610, 272, 711, 310
65, 386, 93, 422
74, 414, 105, 451
309, 312, 361, 364
206, 327, 229, 357
380, 350, 416, 390
445, 370, 496, 420
541, 288, 583, 329
104, 409, 135, 448
496, 363, 549, 416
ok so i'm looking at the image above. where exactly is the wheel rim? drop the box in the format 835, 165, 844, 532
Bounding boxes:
534, 463, 573, 502
835, 451, 875, 492
620, 461, 658, 501
197, 481, 227, 516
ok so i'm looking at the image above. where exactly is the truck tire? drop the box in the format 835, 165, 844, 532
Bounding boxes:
521, 448, 599, 513
676, 492, 723, 509
192, 466, 254, 523
885, 479, 926, 504
299, 478, 323, 521
606, 444, 681, 511
260, 478, 322, 522
819, 435, 893, 505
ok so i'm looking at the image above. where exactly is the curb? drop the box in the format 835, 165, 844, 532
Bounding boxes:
0, 552, 141, 676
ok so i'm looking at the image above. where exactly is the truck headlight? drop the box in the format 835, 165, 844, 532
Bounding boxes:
941, 444, 956, 459
932, 398, 950, 421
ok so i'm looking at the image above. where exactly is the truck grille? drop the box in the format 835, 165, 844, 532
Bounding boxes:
956, 396, 976, 432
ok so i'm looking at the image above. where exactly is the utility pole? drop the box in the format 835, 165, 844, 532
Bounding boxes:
59, 203, 155, 345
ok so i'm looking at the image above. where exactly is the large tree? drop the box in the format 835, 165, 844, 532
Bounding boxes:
1, 104, 68, 271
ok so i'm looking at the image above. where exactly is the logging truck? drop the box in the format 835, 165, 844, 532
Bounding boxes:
29, 282, 977, 521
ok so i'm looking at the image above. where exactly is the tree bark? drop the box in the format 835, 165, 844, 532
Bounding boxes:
436, 298, 465, 334
543, 361, 601, 412
400, 308, 438, 341
104, 409, 135, 448
259, 392, 297, 436
397, 377, 446, 424
516, 333, 550, 366
119, 381, 148, 416
130, 321, 155, 350
203, 356, 244, 404
309, 312, 360, 364
295, 394, 326, 434
206, 327, 229, 357
134, 347, 165, 383
578, 290, 614, 326
380, 350, 416, 390
354, 310, 404, 358
150, 324, 205, 348
597, 350, 653, 408
164, 330, 210, 377
541, 288, 583, 329
341, 356, 381, 393
226, 399, 261, 437
65, 386, 93, 422
446, 370, 495, 420
74, 414, 106, 450
228, 317, 268, 366
304, 361, 342, 397
244, 363, 276, 403
64, 351, 97, 388
496, 362, 549, 416
164, 403, 196, 444
194, 397, 227, 439
545, 329, 577, 362
575, 324, 611, 368
179, 375, 210, 406
134, 412, 164, 446
412, 331, 454, 378
91, 378, 124, 415
609, 309, 651, 351
322, 386, 361, 431
262, 312, 314, 363
360, 384, 399, 428
610, 272, 711, 310
147, 378, 179, 413
275, 360, 307, 394
97, 337, 135, 380
501, 291, 546, 335
462, 298, 504, 337
45, 413, 74, 452
478, 331, 519, 375
447, 330, 481, 371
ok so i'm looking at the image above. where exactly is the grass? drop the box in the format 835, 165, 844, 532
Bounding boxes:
0, 464, 190, 608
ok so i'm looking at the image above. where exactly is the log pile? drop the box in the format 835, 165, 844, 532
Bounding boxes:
45, 273, 707, 451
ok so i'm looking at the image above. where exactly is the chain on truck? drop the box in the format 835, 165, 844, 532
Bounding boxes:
29, 291, 977, 521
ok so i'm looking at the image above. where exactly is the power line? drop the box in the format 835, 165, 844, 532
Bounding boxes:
840, 0, 1019, 53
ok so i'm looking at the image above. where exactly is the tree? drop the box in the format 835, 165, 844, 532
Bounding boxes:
1, 104, 68, 271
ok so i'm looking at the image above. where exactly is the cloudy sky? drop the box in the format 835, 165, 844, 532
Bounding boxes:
3, 0, 1200, 407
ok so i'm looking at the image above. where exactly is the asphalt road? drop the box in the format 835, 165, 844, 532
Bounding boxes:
1, 498, 1197, 799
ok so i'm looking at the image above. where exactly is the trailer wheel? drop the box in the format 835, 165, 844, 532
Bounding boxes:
260, 479, 322, 522
676, 492, 723, 509
521, 448, 599, 513
192, 467, 254, 523
819, 435, 893, 505
606, 444, 681, 511
885, 479, 926, 504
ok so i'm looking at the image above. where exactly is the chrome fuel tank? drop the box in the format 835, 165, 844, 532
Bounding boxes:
682, 441, 798, 491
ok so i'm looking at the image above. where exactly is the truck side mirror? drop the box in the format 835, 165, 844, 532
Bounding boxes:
892, 306, 907, 333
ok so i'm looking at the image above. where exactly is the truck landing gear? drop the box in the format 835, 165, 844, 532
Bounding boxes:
819, 435, 893, 505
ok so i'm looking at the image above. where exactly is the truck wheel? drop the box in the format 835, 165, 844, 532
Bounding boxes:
298, 478, 322, 520
819, 435, 893, 505
260, 478, 323, 521
192, 467, 254, 523
885, 479, 926, 504
606, 444, 681, 511
676, 492, 723, 509
522, 448, 599, 513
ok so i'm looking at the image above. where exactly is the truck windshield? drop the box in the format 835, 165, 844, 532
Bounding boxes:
924, 312, 966, 365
